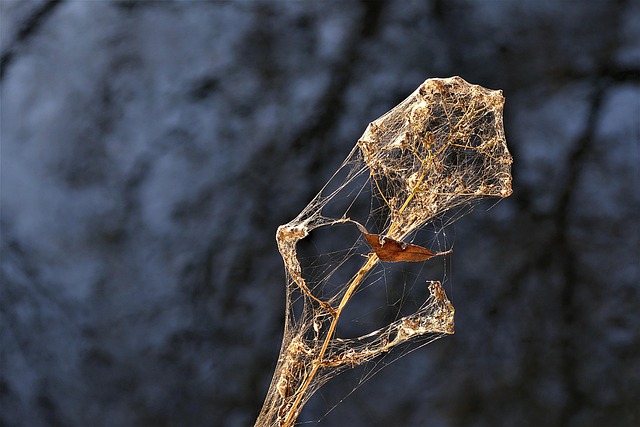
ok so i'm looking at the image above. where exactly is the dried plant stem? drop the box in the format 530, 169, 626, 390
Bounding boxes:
281, 188, 421, 426
280, 254, 379, 426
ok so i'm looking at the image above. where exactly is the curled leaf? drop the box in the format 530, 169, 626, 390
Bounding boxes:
353, 221, 451, 262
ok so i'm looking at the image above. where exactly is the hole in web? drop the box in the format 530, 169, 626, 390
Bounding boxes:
296, 222, 368, 303
335, 260, 447, 340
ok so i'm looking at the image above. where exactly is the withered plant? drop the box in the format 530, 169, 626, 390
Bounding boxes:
256, 77, 513, 427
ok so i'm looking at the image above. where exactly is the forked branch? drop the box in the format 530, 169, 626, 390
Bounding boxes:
256, 77, 512, 427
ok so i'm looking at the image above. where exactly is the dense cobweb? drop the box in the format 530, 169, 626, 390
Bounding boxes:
256, 76, 513, 427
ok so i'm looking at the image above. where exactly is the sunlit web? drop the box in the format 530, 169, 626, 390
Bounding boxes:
256, 76, 513, 427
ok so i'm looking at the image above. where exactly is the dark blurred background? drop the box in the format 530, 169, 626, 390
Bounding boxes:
1, 1, 638, 426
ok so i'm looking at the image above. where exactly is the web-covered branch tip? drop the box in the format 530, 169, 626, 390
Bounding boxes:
358, 76, 512, 237
320, 281, 454, 369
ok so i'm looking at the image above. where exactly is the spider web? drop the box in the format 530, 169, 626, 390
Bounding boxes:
256, 76, 513, 427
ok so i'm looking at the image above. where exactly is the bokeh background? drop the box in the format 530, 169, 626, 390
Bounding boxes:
1, 1, 638, 426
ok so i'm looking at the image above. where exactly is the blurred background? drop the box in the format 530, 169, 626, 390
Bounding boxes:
1, 1, 638, 426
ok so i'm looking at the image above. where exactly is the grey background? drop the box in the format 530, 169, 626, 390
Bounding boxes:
1, 1, 639, 426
